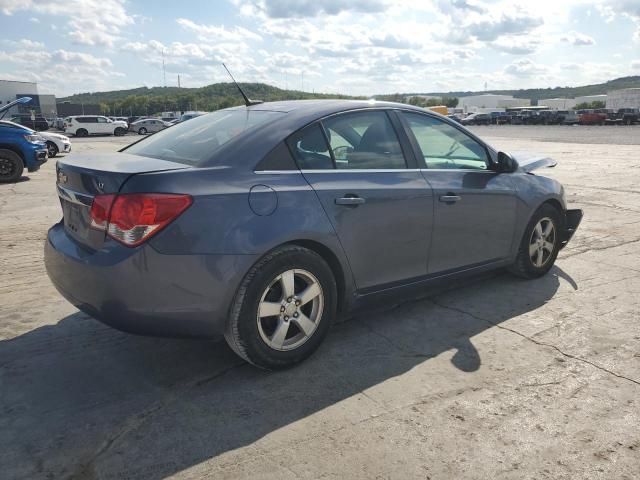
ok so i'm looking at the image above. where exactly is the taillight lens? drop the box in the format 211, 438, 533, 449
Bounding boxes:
89, 193, 192, 247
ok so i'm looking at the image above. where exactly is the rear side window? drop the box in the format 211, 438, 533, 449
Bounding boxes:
125, 109, 284, 166
286, 123, 333, 170
322, 111, 406, 169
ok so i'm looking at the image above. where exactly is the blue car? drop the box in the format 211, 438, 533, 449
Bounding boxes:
45, 100, 582, 369
0, 97, 48, 182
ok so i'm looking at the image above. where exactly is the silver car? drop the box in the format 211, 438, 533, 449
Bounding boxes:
130, 119, 171, 135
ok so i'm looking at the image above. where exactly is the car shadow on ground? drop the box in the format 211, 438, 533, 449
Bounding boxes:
0, 266, 574, 479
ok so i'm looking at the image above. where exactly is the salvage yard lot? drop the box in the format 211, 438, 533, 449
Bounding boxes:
1, 125, 639, 479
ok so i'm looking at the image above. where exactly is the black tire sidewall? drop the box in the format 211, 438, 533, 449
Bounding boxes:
516, 204, 562, 278
139, 128, 146, 135
76, 129, 87, 137
0, 150, 24, 183
233, 248, 337, 369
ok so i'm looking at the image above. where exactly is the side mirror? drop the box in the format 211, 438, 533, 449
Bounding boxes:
497, 151, 518, 173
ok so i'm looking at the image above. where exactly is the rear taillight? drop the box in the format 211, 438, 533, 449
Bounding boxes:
89, 193, 192, 247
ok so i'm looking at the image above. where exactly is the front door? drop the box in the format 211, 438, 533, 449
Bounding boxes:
288, 110, 434, 291
399, 111, 517, 274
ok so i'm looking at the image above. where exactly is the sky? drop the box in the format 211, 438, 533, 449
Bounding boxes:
0, 0, 639, 97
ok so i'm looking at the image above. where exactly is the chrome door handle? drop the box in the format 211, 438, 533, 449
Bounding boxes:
335, 196, 366, 206
439, 195, 461, 203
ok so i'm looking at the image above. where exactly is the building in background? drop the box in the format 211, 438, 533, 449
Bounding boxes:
458, 94, 530, 113
0, 80, 58, 119
539, 98, 577, 110
606, 88, 640, 110
574, 94, 607, 105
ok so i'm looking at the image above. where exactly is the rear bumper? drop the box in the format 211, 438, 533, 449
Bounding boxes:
44, 222, 258, 338
560, 209, 583, 249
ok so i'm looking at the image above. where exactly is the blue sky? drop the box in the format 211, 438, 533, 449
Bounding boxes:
0, 0, 639, 97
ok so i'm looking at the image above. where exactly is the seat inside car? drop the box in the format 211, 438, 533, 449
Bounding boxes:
296, 127, 332, 169
345, 118, 405, 169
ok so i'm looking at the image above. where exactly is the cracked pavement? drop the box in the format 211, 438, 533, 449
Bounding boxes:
1, 126, 639, 479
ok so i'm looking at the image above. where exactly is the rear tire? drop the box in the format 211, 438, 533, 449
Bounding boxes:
509, 204, 562, 279
46, 141, 58, 158
75, 128, 88, 137
225, 245, 337, 370
0, 149, 24, 183
114, 127, 126, 136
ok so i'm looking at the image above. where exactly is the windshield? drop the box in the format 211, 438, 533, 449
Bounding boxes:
125, 109, 283, 166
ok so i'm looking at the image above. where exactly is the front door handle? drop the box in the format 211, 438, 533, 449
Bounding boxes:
335, 195, 366, 206
439, 194, 461, 203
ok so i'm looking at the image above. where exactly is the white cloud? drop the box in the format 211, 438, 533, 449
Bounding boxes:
0, 0, 134, 46
176, 18, 262, 42
631, 60, 640, 69
504, 58, 549, 77
561, 31, 596, 46
235, 0, 389, 19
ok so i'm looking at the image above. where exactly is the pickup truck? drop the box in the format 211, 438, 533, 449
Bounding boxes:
605, 108, 639, 125
0, 97, 48, 182
578, 109, 607, 125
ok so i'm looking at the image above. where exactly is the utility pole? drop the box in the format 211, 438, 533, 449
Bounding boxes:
301, 72, 304, 91
178, 74, 181, 88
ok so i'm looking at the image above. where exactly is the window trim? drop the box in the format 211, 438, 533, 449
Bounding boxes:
397, 110, 496, 171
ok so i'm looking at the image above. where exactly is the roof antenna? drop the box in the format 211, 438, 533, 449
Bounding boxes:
222, 63, 263, 106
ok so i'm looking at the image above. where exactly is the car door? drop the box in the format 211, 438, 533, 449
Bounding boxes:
399, 111, 517, 274
96, 116, 110, 134
289, 110, 434, 291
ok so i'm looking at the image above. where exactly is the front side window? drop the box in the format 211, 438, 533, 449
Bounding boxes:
322, 111, 406, 169
402, 112, 489, 170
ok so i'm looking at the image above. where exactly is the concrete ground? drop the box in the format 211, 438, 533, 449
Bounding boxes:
1, 126, 639, 479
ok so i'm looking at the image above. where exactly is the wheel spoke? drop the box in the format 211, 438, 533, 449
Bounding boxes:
534, 222, 543, 239
293, 313, 315, 336
280, 270, 295, 299
542, 221, 554, 238
259, 301, 282, 318
529, 242, 538, 257
298, 282, 321, 306
535, 249, 544, 267
543, 241, 555, 252
270, 320, 290, 348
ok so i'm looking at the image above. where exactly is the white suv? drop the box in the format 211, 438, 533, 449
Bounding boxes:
64, 116, 128, 137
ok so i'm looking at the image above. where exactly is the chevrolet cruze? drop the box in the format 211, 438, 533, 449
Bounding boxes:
45, 100, 582, 369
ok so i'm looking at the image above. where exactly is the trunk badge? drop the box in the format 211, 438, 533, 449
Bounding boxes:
57, 171, 68, 184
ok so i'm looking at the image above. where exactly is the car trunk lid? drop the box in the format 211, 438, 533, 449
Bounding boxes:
56, 153, 188, 249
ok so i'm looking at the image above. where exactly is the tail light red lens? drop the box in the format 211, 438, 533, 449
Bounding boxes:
89, 193, 192, 247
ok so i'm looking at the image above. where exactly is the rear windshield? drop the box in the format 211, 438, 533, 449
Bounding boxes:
124, 109, 284, 166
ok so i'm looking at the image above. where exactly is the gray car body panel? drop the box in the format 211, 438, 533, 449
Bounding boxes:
45, 100, 574, 338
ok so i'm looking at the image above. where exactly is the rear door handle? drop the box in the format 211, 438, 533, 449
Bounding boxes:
439, 194, 461, 203
335, 195, 366, 206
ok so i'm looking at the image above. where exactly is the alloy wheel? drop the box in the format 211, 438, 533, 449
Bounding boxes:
529, 217, 556, 268
0, 157, 14, 177
256, 269, 324, 351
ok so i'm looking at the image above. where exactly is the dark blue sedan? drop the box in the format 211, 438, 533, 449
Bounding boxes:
45, 100, 582, 369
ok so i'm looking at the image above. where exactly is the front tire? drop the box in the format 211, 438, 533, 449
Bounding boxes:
225, 245, 337, 370
509, 204, 562, 279
138, 127, 147, 135
0, 149, 24, 183
114, 127, 126, 136
46, 141, 58, 158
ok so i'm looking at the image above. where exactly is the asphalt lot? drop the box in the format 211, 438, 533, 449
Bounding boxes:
1, 125, 639, 479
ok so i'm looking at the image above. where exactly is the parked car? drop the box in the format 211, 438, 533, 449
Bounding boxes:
578, 110, 607, 125
557, 110, 579, 125
447, 114, 463, 124
10, 114, 49, 131
489, 112, 510, 125
129, 118, 171, 135
53, 117, 65, 130
605, 108, 639, 125
38, 131, 71, 157
64, 115, 128, 137
45, 100, 583, 369
0, 97, 48, 182
179, 111, 207, 122
461, 113, 491, 125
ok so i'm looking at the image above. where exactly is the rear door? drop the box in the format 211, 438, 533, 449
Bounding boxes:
399, 111, 517, 274
290, 109, 434, 291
